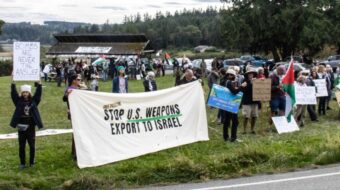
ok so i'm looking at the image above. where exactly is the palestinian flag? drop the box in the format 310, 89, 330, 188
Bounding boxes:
282, 58, 296, 122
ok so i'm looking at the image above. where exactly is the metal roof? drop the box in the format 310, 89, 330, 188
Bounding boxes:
47, 34, 153, 56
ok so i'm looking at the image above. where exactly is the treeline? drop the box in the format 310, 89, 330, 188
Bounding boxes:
1, 1, 340, 61
71, 7, 225, 50
0, 21, 90, 44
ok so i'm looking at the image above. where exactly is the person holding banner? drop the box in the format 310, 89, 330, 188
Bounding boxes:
63, 74, 81, 160
326, 65, 335, 110
222, 69, 241, 142
10, 78, 43, 169
112, 66, 128, 93
240, 68, 259, 134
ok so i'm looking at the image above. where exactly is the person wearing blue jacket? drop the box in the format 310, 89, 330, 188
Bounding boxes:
112, 66, 128, 93
10, 79, 43, 169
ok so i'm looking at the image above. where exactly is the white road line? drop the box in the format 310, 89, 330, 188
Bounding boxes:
191, 171, 340, 190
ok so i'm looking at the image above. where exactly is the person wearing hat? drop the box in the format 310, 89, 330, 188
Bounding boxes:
112, 66, 128, 93
222, 69, 241, 142
240, 68, 259, 134
143, 71, 157, 92
63, 74, 82, 160
10, 78, 43, 169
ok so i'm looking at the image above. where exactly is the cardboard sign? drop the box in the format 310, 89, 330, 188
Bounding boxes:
272, 117, 299, 134
314, 79, 328, 97
336, 92, 340, 108
13, 42, 40, 81
294, 85, 317, 105
207, 84, 243, 114
252, 79, 272, 101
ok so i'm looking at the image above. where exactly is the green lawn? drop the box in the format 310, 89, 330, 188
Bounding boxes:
0, 75, 339, 190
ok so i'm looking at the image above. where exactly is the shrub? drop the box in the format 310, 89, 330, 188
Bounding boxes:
0, 60, 12, 76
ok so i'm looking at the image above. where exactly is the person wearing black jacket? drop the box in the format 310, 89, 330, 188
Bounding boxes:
143, 71, 157, 92
240, 68, 259, 134
10, 79, 43, 169
222, 69, 241, 142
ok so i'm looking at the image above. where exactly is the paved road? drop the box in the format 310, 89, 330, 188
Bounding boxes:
133, 164, 340, 190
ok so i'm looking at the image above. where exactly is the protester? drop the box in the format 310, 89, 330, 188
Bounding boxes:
112, 66, 128, 93
42, 63, 51, 82
305, 70, 318, 121
216, 68, 227, 124
240, 67, 259, 134
269, 66, 286, 121
176, 69, 197, 86
317, 65, 330, 115
143, 71, 157, 92
90, 75, 99, 91
11, 79, 43, 169
326, 65, 334, 110
257, 67, 266, 79
208, 67, 219, 91
102, 60, 109, 81
55, 63, 62, 87
222, 69, 241, 142
63, 74, 81, 160
294, 75, 307, 127
201, 59, 207, 78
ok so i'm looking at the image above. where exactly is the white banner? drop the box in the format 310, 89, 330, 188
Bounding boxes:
69, 81, 209, 168
313, 79, 328, 97
75, 46, 111, 54
0, 129, 73, 140
294, 85, 317, 105
272, 117, 299, 134
13, 42, 40, 81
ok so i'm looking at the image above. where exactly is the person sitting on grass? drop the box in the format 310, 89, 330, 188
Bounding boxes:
10, 78, 43, 170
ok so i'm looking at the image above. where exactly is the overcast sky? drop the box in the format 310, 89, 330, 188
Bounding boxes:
0, 0, 225, 24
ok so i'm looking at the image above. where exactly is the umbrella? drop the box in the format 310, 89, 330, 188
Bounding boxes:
92, 58, 107, 66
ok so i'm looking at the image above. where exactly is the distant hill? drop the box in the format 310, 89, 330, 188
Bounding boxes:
0, 21, 90, 45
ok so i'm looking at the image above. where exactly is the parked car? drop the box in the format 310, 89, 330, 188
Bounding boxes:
321, 55, 340, 70
192, 59, 213, 74
240, 55, 274, 68
223, 59, 244, 72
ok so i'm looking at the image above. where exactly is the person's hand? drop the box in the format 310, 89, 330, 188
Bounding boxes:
67, 89, 73, 95
241, 82, 247, 87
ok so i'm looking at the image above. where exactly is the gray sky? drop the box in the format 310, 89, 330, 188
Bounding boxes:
0, 0, 225, 24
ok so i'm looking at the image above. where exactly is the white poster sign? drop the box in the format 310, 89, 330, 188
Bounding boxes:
313, 79, 328, 97
294, 85, 317, 105
75, 46, 111, 54
272, 117, 299, 134
69, 81, 209, 168
13, 42, 40, 81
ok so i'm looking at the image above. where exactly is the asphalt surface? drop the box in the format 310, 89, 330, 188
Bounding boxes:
132, 164, 340, 190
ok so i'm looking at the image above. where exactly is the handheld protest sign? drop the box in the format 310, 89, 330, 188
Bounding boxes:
313, 79, 328, 97
252, 79, 271, 101
13, 42, 40, 81
207, 84, 243, 113
294, 85, 317, 105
